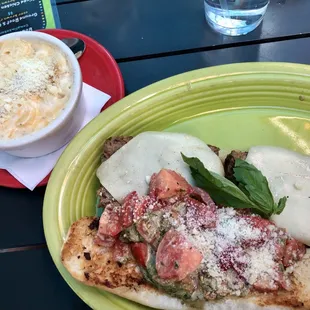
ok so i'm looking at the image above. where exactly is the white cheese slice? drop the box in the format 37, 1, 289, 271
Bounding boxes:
246, 146, 310, 246
96, 132, 224, 202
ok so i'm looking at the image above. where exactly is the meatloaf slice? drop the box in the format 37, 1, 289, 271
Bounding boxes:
208, 144, 220, 156
102, 136, 133, 160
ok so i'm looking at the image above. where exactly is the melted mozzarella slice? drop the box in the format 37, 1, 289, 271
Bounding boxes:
97, 132, 224, 202
246, 146, 310, 245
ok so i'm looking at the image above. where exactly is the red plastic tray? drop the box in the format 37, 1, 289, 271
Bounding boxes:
0, 29, 125, 188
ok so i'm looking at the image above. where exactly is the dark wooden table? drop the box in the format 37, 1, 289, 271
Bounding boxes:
1, 0, 310, 309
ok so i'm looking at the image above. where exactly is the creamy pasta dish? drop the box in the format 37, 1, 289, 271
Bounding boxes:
0, 39, 73, 140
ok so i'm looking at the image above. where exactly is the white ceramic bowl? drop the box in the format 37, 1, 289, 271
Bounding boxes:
0, 31, 83, 157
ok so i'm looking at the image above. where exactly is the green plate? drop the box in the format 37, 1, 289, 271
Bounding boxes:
43, 63, 310, 310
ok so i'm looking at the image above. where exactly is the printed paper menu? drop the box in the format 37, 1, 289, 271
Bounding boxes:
0, 0, 60, 35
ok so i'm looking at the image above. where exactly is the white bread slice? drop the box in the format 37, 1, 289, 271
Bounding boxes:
61, 217, 310, 310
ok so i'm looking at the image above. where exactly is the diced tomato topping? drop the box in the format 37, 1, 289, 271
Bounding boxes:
253, 274, 279, 292
122, 191, 137, 228
240, 215, 275, 247
185, 196, 217, 229
113, 239, 131, 264
190, 187, 216, 209
94, 234, 117, 248
253, 264, 291, 292
283, 238, 306, 268
274, 240, 286, 262
219, 247, 248, 275
156, 229, 203, 281
219, 251, 233, 271
122, 192, 151, 228
275, 264, 292, 291
150, 199, 166, 212
148, 173, 157, 197
98, 204, 122, 236
131, 243, 148, 267
184, 188, 217, 229
241, 237, 265, 249
244, 215, 275, 231
133, 196, 150, 222
149, 169, 192, 199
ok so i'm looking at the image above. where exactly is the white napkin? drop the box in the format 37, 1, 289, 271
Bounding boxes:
0, 83, 111, 190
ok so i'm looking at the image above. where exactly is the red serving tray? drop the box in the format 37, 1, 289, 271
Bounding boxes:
0, 29, 125, 189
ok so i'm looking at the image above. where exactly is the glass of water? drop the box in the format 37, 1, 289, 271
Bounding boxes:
204, 0, 270, 36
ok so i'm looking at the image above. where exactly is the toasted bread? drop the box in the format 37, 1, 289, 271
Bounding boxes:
61, 217, 310, 310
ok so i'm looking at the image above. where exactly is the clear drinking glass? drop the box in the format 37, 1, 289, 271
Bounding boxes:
204, 0, 270, 36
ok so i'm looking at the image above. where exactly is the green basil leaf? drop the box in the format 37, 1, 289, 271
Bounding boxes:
275, 196, 287, 215
233, 158, 287, 217
182, 154, 257, 210
182, 153, 287, 218
234, 159, 274, 208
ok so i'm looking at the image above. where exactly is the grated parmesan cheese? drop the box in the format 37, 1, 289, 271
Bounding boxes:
216, 208, 261, 244
165, 205, 284, 297
7, 58, 52, 98
244, 246, 277, 285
